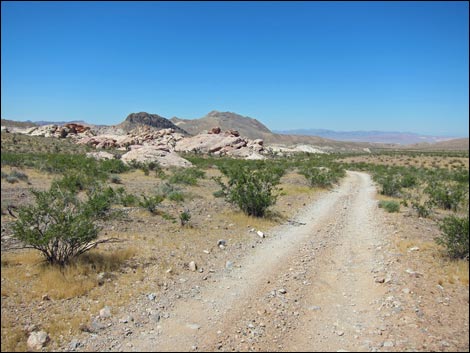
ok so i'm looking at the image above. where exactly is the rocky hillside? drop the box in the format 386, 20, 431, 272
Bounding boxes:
171, 111, 272, 140
118, 112, 188, 135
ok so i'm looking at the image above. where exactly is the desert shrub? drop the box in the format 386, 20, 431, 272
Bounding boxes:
169, 168, 205, 185
213, 189, 225, 198
6, 176, 19, 183
139, 194, 165, 214
146, 161, 162, 173
167, 191, 185, 202
9, 170, 29, 181
436, 215, 469, 260
84, 186, 117, 219
11, 185, 118, 267
400, 173, 418, 188
52, 171, 98, 193
100, 159, 128, 174
378, 200, 400, 213
109, 175, 122, 184
215, 166, 279, 217
114, 187, 139, 207
179, 210, 191, 226
300, 167, 337, 188
425, 182, 466, 211
411, 200, 433, 218
378, 175, 402, 197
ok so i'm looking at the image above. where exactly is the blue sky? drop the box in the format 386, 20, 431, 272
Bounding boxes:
1, 1, 468, 136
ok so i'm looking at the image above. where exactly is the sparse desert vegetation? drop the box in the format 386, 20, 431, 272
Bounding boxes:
1, 131, 468, 352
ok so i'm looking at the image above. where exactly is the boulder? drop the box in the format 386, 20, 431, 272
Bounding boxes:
121, 146, 192, 168
27, 331, 49, 350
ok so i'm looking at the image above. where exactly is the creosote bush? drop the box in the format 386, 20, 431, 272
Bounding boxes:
436, 215, 469, 260
215, 166, 279, 217
12, 183, 119, 267
378, 200, 400, 213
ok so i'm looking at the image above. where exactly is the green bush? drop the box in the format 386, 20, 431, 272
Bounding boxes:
12, 185, 117, 267
299, 164, 345, 189
169, 167, 205, 185
10, 170, 29, 181
425, 182, 466, 211
378, 200, 400, 213
179, 210, 191, 226
379, 175, 402, 197
52, 171, 99, 193
114, 187, 139, 207
100, 159, 128, 174
411, 200, 433, 218
436, 215, 469, 259
109, 175, 122, 184
6, 176, 19, 183
139, 194, 165, 214
215, 166, 279, 217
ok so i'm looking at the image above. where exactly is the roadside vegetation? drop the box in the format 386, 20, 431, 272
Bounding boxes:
341, 151, 469, 260
1, 131, 468, 351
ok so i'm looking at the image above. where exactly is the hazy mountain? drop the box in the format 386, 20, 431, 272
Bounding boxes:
274, 128, 459, 145
171, 110, 272, 140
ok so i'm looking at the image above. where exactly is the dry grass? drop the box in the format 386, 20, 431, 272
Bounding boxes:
440, 259, 469, 285
340, 154, 469, 170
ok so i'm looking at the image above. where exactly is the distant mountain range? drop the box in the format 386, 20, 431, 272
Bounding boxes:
2, 112, 468, 151
273, 128, 459, 145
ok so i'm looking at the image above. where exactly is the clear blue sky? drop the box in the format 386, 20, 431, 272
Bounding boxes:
1, 1, 468, 136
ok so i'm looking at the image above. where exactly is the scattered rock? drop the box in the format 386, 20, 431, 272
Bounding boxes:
99, 306, 112, 318
69, 339, 81, 350
27, 331, 49, 350
189, 261, 197, 272
405, 269, 423, 278
186, 323, 201, 330
218, 239, 227, 249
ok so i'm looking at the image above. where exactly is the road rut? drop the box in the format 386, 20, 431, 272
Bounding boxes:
128, 171, 387, 351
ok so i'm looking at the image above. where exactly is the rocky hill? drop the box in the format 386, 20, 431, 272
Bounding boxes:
171, 111, 272, 140
118, 112, 188, 135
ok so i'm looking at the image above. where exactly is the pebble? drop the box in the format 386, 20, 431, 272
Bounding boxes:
189, 261, 197, 272
186, 323, 201, 330
69, 339, 81, 350
99, 306, 112, 318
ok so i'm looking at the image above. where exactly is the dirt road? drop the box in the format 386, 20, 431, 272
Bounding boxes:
124, 171, 388, 351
